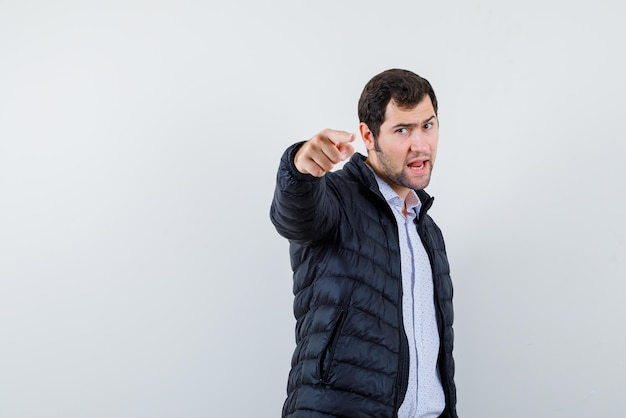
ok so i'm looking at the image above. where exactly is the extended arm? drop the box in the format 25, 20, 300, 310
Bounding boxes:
270, 129, 355, 244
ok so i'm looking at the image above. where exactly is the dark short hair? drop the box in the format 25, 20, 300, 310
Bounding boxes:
358, 69, 438, 139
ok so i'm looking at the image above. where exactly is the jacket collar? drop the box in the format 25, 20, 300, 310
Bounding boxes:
345, 152, 435, 217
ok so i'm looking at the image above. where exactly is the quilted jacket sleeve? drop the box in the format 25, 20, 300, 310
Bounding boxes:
270, 142, 341, 244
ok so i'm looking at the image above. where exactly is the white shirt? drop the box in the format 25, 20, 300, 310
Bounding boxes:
371, 171, 445, 418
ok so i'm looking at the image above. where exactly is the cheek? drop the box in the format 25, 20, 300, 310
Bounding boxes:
389, 143, 410, 159
431, 141, 439, 162
430, 137, 439, 153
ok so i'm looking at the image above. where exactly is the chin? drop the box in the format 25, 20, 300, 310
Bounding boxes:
413, 177, 431, 191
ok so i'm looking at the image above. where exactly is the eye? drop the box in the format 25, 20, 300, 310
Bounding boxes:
424, 122, 433, 130
395, 127, 408, 134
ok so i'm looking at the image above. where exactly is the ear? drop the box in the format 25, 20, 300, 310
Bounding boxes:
359, 122, 376, 152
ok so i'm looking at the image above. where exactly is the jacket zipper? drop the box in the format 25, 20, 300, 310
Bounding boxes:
368, 184, 414, 416
391, 210, 409, 417
369, 188, 409, 417
393, 300, 409, 417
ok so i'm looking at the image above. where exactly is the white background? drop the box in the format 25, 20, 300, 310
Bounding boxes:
1, 1, 625, 417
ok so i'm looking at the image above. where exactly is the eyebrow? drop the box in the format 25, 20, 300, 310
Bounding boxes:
390, 115, 437, 130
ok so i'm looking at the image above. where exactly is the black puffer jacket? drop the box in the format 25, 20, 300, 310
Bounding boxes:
270, 143, 457, 418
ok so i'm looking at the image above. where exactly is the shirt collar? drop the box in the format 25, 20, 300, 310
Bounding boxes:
367, 164, 422, 216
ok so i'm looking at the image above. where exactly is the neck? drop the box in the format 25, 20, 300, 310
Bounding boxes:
365, 158, 411, 201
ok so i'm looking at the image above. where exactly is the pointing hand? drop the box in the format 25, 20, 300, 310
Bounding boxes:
294, 129, 356, 177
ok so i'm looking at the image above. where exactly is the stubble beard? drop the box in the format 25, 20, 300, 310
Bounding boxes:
375, 149, 432, 192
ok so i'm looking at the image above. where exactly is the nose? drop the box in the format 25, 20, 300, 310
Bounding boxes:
410, 133, 428, 153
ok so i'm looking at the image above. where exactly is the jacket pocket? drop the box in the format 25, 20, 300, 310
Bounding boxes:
319, 307, 347, 384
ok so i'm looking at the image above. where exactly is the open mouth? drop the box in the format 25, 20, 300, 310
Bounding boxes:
408, 160, 428, 171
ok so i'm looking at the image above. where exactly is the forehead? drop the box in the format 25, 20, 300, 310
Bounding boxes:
383, 96, 435, 124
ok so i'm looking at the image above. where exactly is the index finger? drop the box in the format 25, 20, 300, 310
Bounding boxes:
321, 129, 356, 145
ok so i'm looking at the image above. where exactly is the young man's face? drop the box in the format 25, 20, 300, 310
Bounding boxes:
361, 96, 439, 199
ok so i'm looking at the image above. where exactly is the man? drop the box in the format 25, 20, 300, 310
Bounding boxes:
270, 69, 457, 418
